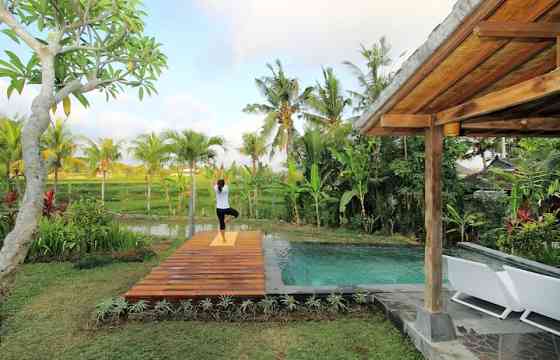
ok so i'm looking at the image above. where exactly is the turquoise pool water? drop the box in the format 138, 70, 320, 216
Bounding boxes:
271, 242, 427, 286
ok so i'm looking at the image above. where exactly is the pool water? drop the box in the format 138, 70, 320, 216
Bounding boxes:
270, 241, 428, 286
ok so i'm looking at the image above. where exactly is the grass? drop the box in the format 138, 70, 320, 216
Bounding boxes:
0, 234, 422, 360
48, 176, 285, 219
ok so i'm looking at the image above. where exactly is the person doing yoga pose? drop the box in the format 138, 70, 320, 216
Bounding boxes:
214, 179, 239, 242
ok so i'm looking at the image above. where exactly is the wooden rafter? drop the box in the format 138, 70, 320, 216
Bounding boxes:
462, 116, 560, 130
435, 70, 560, 125
360, 0, 506, 133
474, 21, 560, 39
379, 114, 431, 128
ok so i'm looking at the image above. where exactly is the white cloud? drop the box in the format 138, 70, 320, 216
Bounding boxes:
196, 0, 456, 66
0, 82, 266, 166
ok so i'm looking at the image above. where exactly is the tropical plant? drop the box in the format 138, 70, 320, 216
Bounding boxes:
154, 299, 173, 318
164, 130, 224, 238
304, 295, 323, 313
333, 139, 374, 219
281, 160, 304, 224
344, 37, 394, 113
303, 67, 354, 132
83, 138, 123, 202
129, 300, 149, 315
0, 0, 167, 292
258, 296, 278, 318
0, 116, 23, 185
326, 293, 347, 313
129, 132, 170, 213
280, 294, 299, 312
244, 60, 313, 158
445, 204, 485, 243
239, 132, 268, 176
42, 118, 76, 199
303, 163, 331, 229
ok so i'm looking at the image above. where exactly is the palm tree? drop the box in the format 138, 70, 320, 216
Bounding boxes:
0, 117, 23, 185
83, 138, 123, 202
42, 118, 76, 199
344, 37, 393, 113
244, 60, 313, 158
303, 67, 354, 131
239, 132, 268, 176
129, 132, 170, 213
165, 130, 224, 238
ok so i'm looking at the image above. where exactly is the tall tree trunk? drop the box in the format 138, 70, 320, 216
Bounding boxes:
101, 170, 106, 203
0, 53, 55, 293
188, 161, 196, 239
404, 136, 408, 161
5, 160, 10, 184
53, 166, 58, 203
147, 175, 151, 214
315, 196, 320, 229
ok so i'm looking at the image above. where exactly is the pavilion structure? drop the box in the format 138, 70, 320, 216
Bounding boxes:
355, 0, 560, 342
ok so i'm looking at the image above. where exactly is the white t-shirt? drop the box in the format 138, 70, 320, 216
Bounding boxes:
214, 184, 230, 209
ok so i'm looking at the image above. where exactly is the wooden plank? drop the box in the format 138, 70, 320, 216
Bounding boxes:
425, 40, 554, 112
424, 124, 444, 314
462, 116, 560, 129
379, 114, 431, 128
475, 21, 560, 38
124, 231, 266, 301
368, 127, 424, 137
436, 70, 560, 125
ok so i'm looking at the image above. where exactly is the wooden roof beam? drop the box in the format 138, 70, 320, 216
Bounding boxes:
379, 114, 431, 128
474, 21, 560, 39
435, 70, 560, 125
462, 117, 560, 130
367, 127, 424, 137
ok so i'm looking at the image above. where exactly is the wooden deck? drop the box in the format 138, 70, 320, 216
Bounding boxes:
124, 231, 266, 301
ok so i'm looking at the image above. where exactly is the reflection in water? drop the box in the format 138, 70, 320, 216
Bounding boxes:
120, 220, 250, 238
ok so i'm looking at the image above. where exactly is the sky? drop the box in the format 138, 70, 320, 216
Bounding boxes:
0, 0, 457, 167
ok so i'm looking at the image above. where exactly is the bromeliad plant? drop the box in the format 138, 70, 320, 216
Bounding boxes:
94, 292, 374, 326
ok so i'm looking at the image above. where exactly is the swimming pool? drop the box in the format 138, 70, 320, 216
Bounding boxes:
263, 237, 520, 288
265, 237, 429, 287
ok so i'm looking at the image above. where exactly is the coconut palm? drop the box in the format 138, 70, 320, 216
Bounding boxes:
239, 132, 268, 176
303, 67, 354, 131
244, 60, 313, 158
164, 130, 224, 238
42, 118, 76, 199
129, 132, 170, 213
0, 117, 23, 184
344, 37, 393, 113
83, 138, 123, 202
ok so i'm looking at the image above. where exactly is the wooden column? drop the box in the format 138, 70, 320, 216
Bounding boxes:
424, 123, 444, 313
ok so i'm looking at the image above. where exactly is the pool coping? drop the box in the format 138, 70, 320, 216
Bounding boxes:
458, 242, 560, 278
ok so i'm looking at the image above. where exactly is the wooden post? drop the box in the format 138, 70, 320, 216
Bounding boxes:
557, 36, 560, 68
424, 123, 444, 313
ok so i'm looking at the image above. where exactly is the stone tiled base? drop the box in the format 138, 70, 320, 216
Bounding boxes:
462, 329, 560, 360
373, 291, 560, 360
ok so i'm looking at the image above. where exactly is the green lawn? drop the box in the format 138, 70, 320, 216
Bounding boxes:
0, 245, 422, 360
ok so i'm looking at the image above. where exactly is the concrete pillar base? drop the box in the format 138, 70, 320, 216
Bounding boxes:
414, 308, 457, 343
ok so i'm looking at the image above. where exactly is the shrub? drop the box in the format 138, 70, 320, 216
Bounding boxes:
28, 198, 151, 262
497, 213, 560, 266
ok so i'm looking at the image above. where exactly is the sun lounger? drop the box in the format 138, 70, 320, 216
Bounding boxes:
444, 256, 524, 319
503, 265, 560, 336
